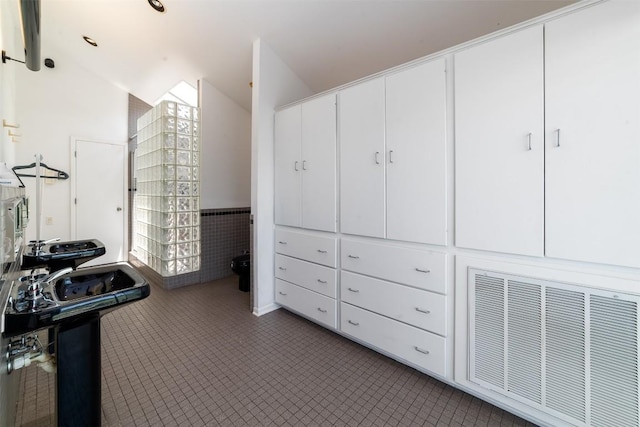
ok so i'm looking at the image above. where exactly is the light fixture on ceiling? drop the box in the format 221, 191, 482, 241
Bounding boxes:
148, 0, 165, 13
83, 36, 98, 47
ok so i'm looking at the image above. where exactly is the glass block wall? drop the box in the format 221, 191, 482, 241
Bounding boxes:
133, 101, 200, 277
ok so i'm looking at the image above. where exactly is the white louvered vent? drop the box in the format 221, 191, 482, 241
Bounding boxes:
469, 269, 639, 427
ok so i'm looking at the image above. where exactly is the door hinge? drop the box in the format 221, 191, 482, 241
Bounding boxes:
74, 198, 77, 205
74, 151, 77, 158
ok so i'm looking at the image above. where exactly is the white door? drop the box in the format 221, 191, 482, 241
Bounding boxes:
274, 105, 302, 228
545, 1, 640, 268
386, 58, 447, 245
301, 93, 337, 232
454, 25, 544, 257
339, 77, 386, 238
73, 139, 127, 266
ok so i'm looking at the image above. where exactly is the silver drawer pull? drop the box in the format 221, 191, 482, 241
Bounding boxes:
348, 255, 360, 259
317, 249, 327, 253
415, 268, 431, 273
347, 287, 360, 293
278, 291, 287, 296
415, 307, 431, 314
317, 279, 328, 284
278, 241, 287, 245
348, 320, 359, 326
414, 346, 430, 355
278, 267, 287, 271
317, 307, 327, 313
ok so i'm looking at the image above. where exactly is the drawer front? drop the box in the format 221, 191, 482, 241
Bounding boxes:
276, 279, 337, 329
276, 254, 337, 298
341, 239, 446, 293
341, 271, 446, 336
340, 303, 446, 377
275, 229, 337, 267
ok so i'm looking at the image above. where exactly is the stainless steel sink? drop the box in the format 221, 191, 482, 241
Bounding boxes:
4, 262, 149, 336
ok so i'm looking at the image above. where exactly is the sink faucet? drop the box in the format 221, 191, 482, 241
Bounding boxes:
28, 237, 60, 254
44, 267, 73, 284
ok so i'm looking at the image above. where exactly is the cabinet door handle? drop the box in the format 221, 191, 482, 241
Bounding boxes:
414, 346, 430, 355
527, 132, 532, 151
302, 160, 307, 170
317, 279, 327, 284
389, 150, 394, 163
278, 241, 287, 245
375, 151, 380, 165
278, 291, 287, 296
415, 307, 431, 314
278, 266, 287, 271
294, 161, 299, 171
347, 287, 359, 293
348, 320, 360, 326
317, 249, 327, 254
555, 128, 561, 147
348, 255, 360, 259
317, 307, 327, 313
415, 268, 431, 273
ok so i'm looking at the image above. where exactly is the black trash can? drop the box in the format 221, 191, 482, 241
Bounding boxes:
230, 254, 250, 292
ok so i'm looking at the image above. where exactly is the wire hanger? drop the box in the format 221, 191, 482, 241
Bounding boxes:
12, 162, 70, 180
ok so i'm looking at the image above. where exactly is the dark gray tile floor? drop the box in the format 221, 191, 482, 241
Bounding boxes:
14, 275, 536, 426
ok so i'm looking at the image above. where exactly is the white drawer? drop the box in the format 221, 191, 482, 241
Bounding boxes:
275, 229, 337, 267
341, 271, 446, 336
275, 279, 337, 329
341, 239, 446, 294
276, 254, 337, 298
340, 302, 446, 377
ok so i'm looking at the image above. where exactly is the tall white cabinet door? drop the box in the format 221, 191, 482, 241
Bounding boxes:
454, 26, 544, 257
545, 2, 640, 268
301, 94, 337, 232
274, 105, 302, 227
386, 58, 447, 245
339, 78, 386, 238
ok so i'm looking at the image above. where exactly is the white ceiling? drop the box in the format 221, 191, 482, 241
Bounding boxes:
41, 0, 575, 112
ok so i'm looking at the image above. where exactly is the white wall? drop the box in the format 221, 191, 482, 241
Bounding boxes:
0, 0, 20, 164
199, 79, 251, 209
251, 39, 313, 316
14, 44, 128, 242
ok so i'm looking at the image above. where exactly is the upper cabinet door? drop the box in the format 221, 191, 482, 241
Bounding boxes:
339, 78, 386, 238
274, 105, 302, 227
386, 58, 447, 245
301, 93, 337, 232
454, 25, 544, 257
545, 1, 640, 268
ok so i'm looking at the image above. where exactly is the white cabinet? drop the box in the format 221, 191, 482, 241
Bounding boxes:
276, 280, 337, 329
455, 25, 544, 257
341, 238, 447, 294
339, 78, 386, 238
339, 59, 447, 245
275, 93, 337, 232
274, 228, 338, 330
545, 1, 640, 268
455, 1, 640, 268
341, 303, 446, 377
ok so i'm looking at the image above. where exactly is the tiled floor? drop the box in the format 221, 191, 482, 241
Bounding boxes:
14, 275, 536, 427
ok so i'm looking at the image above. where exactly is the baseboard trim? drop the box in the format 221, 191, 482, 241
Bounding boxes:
253, 303, 280, 317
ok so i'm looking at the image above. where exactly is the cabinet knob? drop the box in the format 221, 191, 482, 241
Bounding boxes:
317, 249, 327, 254
294, 161, 299, 171
348, 255, 360, 259
347, 287, 360, 293
278, 266, 287, 271
348, 320, 360, 326
375, 151, 381, 165
278, 241, 287, 245
415, 268, 431, 273
278, 291, 287, 296
527, 132, 532, 151
302, 160, 307, 170
389, 150, 394, 163
415, 307, 431, 314
317, 307, 327, 313
317, 279, 328, 284
555, 128, 561, 147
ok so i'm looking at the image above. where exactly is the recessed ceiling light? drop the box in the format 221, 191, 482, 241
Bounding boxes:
83, 36, 98, 47
148, 0, 165, 13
